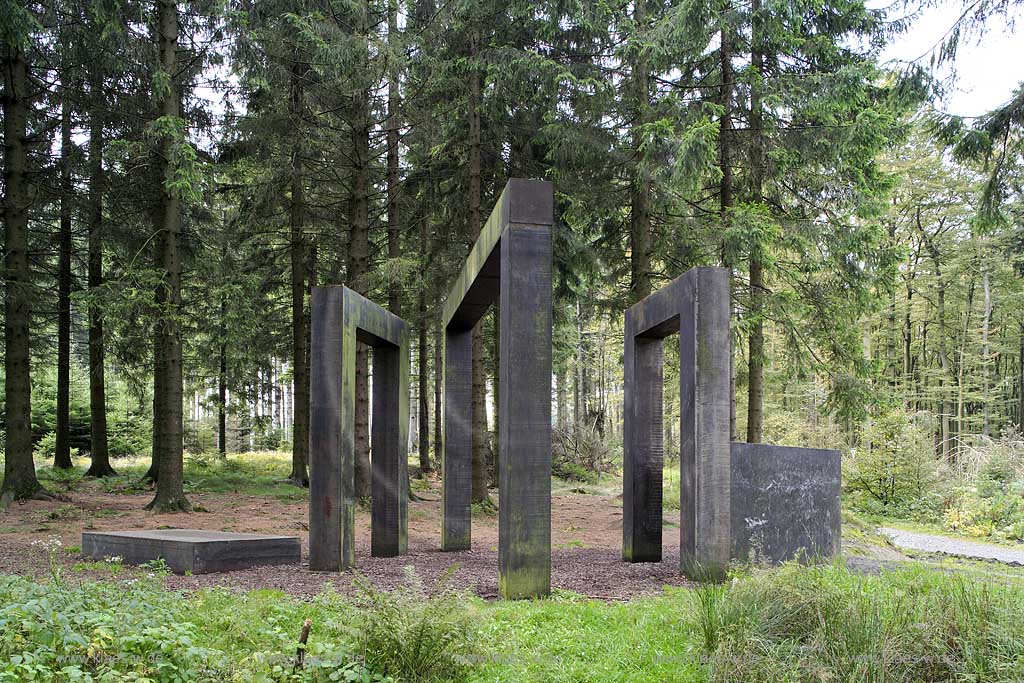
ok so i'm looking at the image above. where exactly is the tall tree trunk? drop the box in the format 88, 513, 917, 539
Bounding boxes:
629, 0, 652, 305
956, 275, 975, 445
1019, 322, 1024, 433
468, 31, 490, 504
387, 0, 401, 315
982, 260, 991, 437
719, 10, 738, 441
218, 288, 228, 456
85, 61, 114, 478
433, 312, 443, 471
2, 38, 44, 503
923, 222, 952, 463
55, 96, 74, 469
418, 288, 431, 474
288, 59, 309, 486
902, 242, 919, 407
349, 74, 372, 500
147, 0, 189, 512
556, 369, 568, 430
744, 0, 766, 444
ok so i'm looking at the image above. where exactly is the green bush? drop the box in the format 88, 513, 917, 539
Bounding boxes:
940, 433, 1024, 541
353, 567, 477, 683
845, 408, 945, 519
0, 575, 219, 683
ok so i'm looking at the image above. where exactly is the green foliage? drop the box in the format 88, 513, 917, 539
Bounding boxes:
941, 434, 1024, 541
0, 575, 218, 682
845, 408, 945, 518
353, 568, 477, 683
4, 562, 1024, 682
700, 563, 1024, 682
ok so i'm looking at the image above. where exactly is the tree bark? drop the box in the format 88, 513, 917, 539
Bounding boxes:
85, 61, 114, 478
147, 0, 189, 512
55, 95, 75, 469
629, 0, 652, 305
1019, 322, 1024, 433
387, 0, 401, 315
982, 260, 991, 437
288, 59, 309, 487
745, 0, 765, 443
349, 68, 372, 500
2, 37, 44, 503
468, 30, 490, 504
418, 289, 431, 474
718, 9, 738, 441
922, 218, 952, 463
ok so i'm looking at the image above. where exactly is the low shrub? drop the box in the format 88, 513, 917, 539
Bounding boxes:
353, 567, 477, 683
844, 408, 946, 519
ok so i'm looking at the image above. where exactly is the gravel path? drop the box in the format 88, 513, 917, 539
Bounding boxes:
880, 527, 1024, 566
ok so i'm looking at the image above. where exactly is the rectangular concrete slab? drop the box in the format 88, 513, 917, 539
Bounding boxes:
730, 443, 841, 563
81, 529, 300, 574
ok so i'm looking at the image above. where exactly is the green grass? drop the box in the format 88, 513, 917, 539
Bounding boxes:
33, 451, 310, 501
4, 561, 1023, 682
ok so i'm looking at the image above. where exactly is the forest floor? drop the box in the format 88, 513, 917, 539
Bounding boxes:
5, 451, 1020, 598
0, 452, 693, 599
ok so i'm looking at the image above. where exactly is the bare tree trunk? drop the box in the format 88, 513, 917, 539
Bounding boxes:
956, 275, 975, 445
288, 59, 309, 486
745, 0, 766, 444
629, 0, 652, 305
924, 223, 952, 463
418, 289, 431, 474
982, 261, 991, 437
2, 38, 44, 503
468, 31, 490, 503
218, 288, 227, 457
556, 369, 568, 430
55, 96, 74, 469
85, 61, 114, 478
387, 0, 401, 315
1019, 322, 1024, 433
349, 75, 372, 500
147, 0, 189, 512
719, 10, 738, 441
433, 313, 443, 470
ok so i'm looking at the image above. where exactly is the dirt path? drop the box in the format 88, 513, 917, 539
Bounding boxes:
880, 527, 1024, 567
0, 477, 692, 599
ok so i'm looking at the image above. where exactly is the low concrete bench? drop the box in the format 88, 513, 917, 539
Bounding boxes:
81, 529, 301, 574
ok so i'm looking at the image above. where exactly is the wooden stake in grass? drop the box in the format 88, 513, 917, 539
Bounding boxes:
294, 618, 312, 672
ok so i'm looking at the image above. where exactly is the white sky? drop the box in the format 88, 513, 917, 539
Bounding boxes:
876, 0, 1024, 117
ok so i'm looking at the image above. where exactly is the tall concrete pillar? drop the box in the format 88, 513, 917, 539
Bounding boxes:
441, 179, 553, 598
622, 267, 731, 579
309, 286, 409, 571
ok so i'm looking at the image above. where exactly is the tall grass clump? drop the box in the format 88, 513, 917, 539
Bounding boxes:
353, 567, 478, 683
699, 563, 1024, 682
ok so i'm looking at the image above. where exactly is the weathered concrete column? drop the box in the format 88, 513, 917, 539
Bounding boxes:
622, 267, 731, 579
371, 343, 408, 557
309, 287, 352, 571
309, 285, 409, 571
442, 326, 472, 551
498, 218, 552, 599
679, 268, 731, 578
441, 178, 553, 598
622, 333, 664, 562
